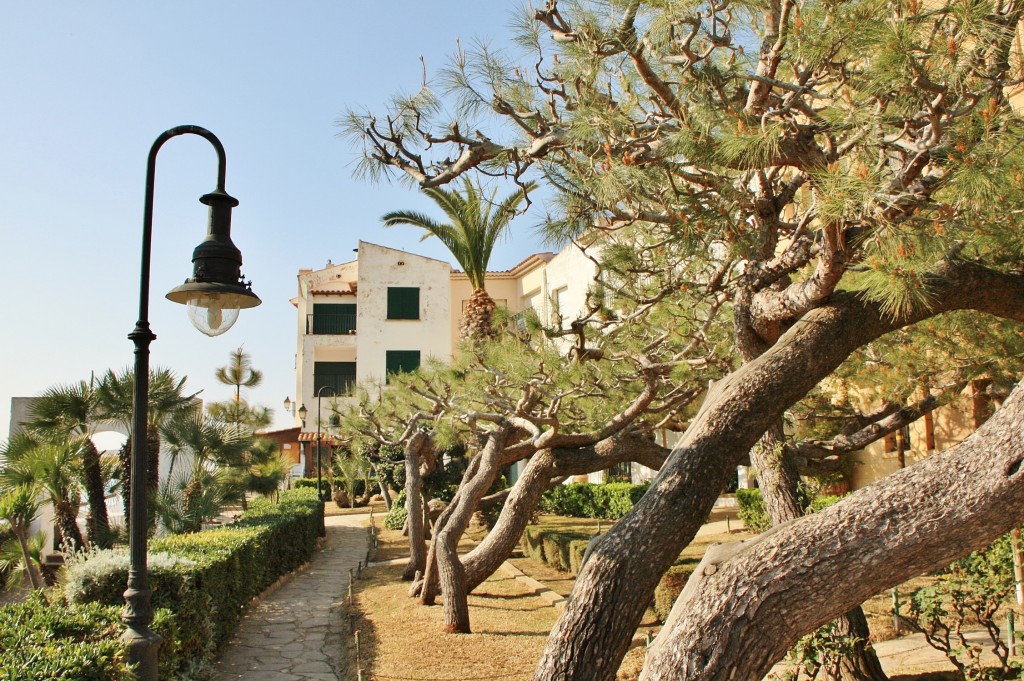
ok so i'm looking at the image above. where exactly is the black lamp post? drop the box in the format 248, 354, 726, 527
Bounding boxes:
123, 125, 260, 680
315, 385, 338, 509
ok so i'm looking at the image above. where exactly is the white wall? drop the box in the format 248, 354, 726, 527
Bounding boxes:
355, 241, 452, 385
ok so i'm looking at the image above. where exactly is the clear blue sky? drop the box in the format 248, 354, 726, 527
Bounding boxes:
0, 3, 548, 441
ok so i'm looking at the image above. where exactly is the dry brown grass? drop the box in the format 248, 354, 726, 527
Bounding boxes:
352, 513, 948, 681
350, 561, 559, 681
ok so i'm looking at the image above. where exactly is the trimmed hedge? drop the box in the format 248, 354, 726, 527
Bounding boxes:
0, 592, 136, 680
384, 490, 407, 530
60, 488, 323, 679
736, 488, 844, 533
652, 560, 701, 622
519, 524, 700, 623
540, 482, 649, 520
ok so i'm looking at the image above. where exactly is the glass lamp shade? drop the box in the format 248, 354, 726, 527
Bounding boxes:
166, 280, 261, 337
186, 296, 240, 336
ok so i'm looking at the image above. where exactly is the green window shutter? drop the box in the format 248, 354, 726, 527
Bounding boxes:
387, 287, 420, 320
314, 361, 357, 395
385, 351, 421, 383
312, 304, 357, 334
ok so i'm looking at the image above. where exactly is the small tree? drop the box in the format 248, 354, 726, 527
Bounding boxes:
0, 484, 44, 590
382, 179, 534, 341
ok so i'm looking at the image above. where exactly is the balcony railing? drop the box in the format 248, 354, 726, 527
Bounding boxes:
307, 313, 357, 335
313, 376, 356, 396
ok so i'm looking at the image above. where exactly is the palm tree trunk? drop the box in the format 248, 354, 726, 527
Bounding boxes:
461, 288, 498, 341
81, 440, 111, 549
119, 437, 132, 533
14, 524, 43, 590
53, 499, 84, 552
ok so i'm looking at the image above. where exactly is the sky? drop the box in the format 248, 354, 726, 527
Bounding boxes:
0, 3, 550, 442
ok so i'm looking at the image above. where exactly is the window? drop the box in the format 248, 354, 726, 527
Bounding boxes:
385, 351, 421, 382
606, 461, 632, 483
314, 361, 356, 395
310, 303, 356, 334
387, 287, 420, 320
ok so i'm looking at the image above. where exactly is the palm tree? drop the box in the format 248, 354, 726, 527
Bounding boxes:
0, 482, 45, 590
97, 367, 197, 532
24, 379, 112, 548
1, 434, 85, 553
160, 409, 251, 521
382, 178, 534, 341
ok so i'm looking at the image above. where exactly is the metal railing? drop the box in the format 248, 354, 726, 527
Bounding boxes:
313, 376, 356, 396
307, 313, 357, 335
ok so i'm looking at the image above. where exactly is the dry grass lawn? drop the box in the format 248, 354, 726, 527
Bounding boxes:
351, 529, 559, 681
350, 513, 956, 681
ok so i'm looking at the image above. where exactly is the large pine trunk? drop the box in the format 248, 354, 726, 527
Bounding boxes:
402, 432, 429, 581
750, 424, 887, 681
463, 451, 555, 591
533, 265, 1024, 680
433, 433, 508, 632
639, 382, 1024, 679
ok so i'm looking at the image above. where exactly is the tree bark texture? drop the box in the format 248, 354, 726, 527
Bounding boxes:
12, 521, 43, 590
464, 434, 669, 593
750, 422, 887, 681
534, 263, 1024, 681
435, 432, 510, 633
53, 499, 84, 552
403, 431, 429, 581
640, 380, 1024, 680
463, 450, 557, 592
81, 439, 111, 549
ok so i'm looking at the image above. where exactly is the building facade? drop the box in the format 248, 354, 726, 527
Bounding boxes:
289, 240, 603, 473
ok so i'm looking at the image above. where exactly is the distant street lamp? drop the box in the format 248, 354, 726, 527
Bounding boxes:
124, 125, 260, 681
283, 396, 308, 426
315, 385, 338, 512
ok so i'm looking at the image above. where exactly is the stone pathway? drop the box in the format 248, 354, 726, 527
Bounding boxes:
211, 513, 370, 681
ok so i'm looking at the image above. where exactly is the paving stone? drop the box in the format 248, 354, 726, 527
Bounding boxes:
210, 514, 371, 681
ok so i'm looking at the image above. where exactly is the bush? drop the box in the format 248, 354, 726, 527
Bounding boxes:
293, 477, 330, 496
652, 561, 700, 622
520, 524, 697, 621
521, 526, 591, 574
735, 487, 840, 533
540, 482, 650, 520
384, 490, 408, 530
0, 592, 136, 680
735, 488, 770, 533
904, 532, 1021, 679
60, 488, 322, 679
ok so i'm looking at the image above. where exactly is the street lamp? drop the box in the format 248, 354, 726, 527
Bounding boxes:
315, 386, 338, 509
124, 125, 260, 681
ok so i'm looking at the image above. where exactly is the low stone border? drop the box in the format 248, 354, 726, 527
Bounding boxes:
499, 561, 567, 607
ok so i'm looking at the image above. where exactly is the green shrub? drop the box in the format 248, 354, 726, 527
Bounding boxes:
736, 488, 843, 533
0, 592, 136, 680
735, 488, 770, 533
904, 532, 1021, 678
520, 526, 591, 575
652, 561, 700, 622
293, 477, 330, 496
540, 482, 650, 520
60, 488, 321, 679
384, 490, 408, 530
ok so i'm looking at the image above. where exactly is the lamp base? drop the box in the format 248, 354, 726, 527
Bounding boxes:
122, 626, 162, 681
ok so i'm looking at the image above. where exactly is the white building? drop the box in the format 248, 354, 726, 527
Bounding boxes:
290, 240, 627, 479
